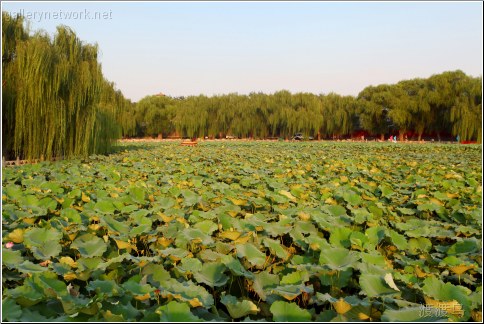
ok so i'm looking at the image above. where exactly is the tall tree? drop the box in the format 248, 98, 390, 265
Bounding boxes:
2, 12, 131, 160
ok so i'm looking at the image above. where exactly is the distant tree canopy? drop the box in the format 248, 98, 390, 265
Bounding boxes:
2, 12, 482, 160
134, 70, 481, 143
2, 12, 134, 160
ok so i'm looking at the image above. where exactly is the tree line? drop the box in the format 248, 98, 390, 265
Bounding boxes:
134, 70, 481, 143
2, 12, 481, 160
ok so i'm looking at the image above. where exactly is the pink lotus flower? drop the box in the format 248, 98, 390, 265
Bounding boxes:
5, 242, 14, 249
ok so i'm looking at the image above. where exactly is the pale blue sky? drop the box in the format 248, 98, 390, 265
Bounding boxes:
2, 1, 483, 102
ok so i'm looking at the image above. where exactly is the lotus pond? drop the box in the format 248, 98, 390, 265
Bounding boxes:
2, 141, 482, 322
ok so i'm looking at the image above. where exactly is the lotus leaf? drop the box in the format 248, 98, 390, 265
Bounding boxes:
270, 301, 312, 322
221, 294, 260, 318
157, 301, 202, 322
319, 247, 360, 270
193, 262, 229, 287
71, 233, 107, 257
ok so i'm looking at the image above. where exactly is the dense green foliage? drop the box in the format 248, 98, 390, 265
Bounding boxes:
2, 141, 482, 321
2, 12, 135, 160
134, 70, 481, 142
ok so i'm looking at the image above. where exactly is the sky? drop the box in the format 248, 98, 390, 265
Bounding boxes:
2, 1, 483, 102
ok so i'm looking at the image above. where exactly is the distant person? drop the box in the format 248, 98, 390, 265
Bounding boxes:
456, 135, 460, 143
393, 135, 397, 143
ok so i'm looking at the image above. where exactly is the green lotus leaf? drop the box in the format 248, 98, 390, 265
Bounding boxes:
421, 276, 472, 320
157, 301, 202, 322
60, 207, 82, 224
18, 308, 67, 322
24, 227, 62, 247
177, 257, 203, 274
181, 189, 201, 207
361, 252, 387, 267
280, 271, 309, 285
397, 207, 416, 215
160, 247, 190, 261
19, 195, 44, 215
252, 271, 280, 301
129, 209, 150, 220
142, 263, 171, 284
193, 262, 229, 287
365, 226, 386, 246
128, 186, 146, 204
153, 197, 176, 210
329, 227, 353, 248
220, 294, 260, 319
94, 199, 117, 214
160, 278, 214, 307
379, 185, 394, 197
349, 231, 369, 248
343, 190, 362, 206
408, 237, 432, 254
77, 257, 103, 271
71, 233, 107, 257
101, 296, 140, 320
86, 279, 122, 296
190, 210, 217, 220
30, 240, 62, 260
271, 284, 314, 300
319, 247, 360, 270
263, 237, 290, 260
33, 272, 68, 297
236, 243, 267, 268
100, 214, 130, 234
327, 205, 347, 217
264, 221, 292, 237
389, 229, 408, 250
352, 207, 372, 224
2, 248, 24, 267
270, 300, 312, 322
6, 277, 44, 306
38, 197, 58, 211
2, 298, 22, 322
176, 228, 214, 247
4, 184, 23, 200
120, 204, 139, 214
368, 204, 384, 218
220, 255, 254, 279
359, 273, 400, 298
121, 279, 154, 296
193, 220, 218, 234
447, 239, 479, 255
319, 268, 353, 288
417, 203, 441, 212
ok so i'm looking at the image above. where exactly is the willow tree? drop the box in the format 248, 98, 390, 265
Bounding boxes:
2, 12, 126, 160
320, 93, 357, 138
386, 84, 414, 141
172, 95, 208, 138
357, 85, 394, 140
99, 80, 136, 138
135, 95, 175, 137
2, 12, 28, 159
449, 76, 482, 142
399, 78, 431, 141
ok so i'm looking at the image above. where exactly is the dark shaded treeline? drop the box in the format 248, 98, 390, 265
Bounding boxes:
2, 12, 481, 160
